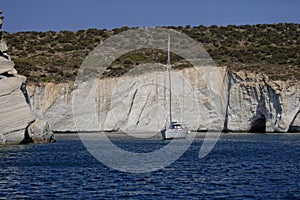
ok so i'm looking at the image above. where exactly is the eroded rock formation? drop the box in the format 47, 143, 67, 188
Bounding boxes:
225, 71, 300, 132
27, 65, 299, 133
0, 11, 55, 144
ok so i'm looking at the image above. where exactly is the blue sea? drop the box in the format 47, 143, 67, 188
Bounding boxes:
0, 133, 299, 199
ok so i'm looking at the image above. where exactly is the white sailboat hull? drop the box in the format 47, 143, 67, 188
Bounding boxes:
161, 128, 189, 140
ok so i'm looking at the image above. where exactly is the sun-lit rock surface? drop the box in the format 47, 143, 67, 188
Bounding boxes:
28, 65, 299, 133
225, 71, 300, 132
0, 11, 54, 144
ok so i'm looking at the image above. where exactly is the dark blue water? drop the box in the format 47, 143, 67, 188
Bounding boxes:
0, 133, 299, 199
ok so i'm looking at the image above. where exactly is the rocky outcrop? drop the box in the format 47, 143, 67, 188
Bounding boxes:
0, 11, 55, 144
0, 73, 35, 144
225, 71, 300, 132
28, 119, 53, 143
27, 65, 299, 133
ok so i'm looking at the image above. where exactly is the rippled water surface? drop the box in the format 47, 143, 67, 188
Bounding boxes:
0, 133, 299, 199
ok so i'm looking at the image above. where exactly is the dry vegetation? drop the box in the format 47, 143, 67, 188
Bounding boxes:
3, 23, 299, 83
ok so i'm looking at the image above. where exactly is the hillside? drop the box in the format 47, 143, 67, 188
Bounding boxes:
3, 23, 300, 83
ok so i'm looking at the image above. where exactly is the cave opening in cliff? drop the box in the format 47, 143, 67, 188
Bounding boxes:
249, 117, 266, 133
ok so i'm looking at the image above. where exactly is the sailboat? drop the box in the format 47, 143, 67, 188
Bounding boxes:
161, 35, 190, 140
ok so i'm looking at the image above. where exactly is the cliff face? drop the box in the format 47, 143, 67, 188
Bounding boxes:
28, 66, 227, 132
0, 59, 35, 144
0, 11, 55, 144
225, 71, 300, 132
27, 82, 75, 132
27, 65, 300, 133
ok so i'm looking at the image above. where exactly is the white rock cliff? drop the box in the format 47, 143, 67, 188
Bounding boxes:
0, 11, 54, 144
225, 71, 300, 132
27, 65, 299, 133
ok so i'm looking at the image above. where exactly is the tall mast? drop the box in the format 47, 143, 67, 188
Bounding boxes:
167, 34, 172, 125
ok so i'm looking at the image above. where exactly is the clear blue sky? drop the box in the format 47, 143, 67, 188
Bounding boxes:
1, 0, 300, 32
